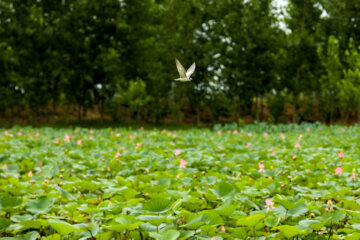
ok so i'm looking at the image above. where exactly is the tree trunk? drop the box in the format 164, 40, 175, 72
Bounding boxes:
345, 110, 349, 125
293, 67, 300, 123
78, 103, 81, 121
196, 105, 201, 126
330, 97, 334, 125
293, 93, 298, 123
52, 101, 56, 121
83, 103, 87, 118
255, 96, 259, 122
260, 95, 264, 122
100, 99, 105, 123
65, 102, 70, 124
315, 91, 320, 122
293, 1, 306, 124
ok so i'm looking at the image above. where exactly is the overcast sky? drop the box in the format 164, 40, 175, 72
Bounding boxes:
275, 0, 288, 8
273, 0, 288, 32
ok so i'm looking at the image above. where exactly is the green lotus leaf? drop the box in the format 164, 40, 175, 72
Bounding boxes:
10, 214, 32, 223
0, 196, 22, 209
0, 218, 11, 231
142, 198, 172, 213
213, 181, 235, 198
288, 203, 308, 217
48, 219, 81, 235
275, 225, 304, 238
237, 213, 264, 227
149, 229, 180, 240
25, 197, 53, 215
115, 216, 144, 231
136, 215, 165, 226
181, 214, 209, 230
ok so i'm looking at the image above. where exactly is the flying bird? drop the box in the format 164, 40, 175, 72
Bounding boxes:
174, 58, 196, 81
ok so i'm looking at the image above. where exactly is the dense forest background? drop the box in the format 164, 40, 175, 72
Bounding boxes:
1, 0, 360, 125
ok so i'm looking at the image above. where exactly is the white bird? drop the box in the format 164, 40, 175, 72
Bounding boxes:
174, 58, 196, 81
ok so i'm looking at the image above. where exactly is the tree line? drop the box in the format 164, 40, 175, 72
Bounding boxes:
1, 0, 360, 125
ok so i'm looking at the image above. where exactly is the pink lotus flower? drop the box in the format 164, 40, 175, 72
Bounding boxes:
307, 128, 311, 132
129, 135, 133, 139
90, 129, 94, 134
179, 159, 187, 169
54, 140, 60, 144
35, 132, 40, 137
89, 136, 94, 140
246, 142, 251, 147
174, 149, 181, 156
115, 133, 120, 137
221, 225, 226, 233
211, 237, 216, 240
338, 152, 344, 158
294, 142, 301, 148
4, 131, 9, 136
170, 141, 174, 145
233, 129, 238, 134
334, 167, 343, 175
38, 162, 42, 167
264, 198, 274, 211
136, 142, 142, 148
292, 155, 297, 159
17, 132, 22, 136
280, 133, 285, 139
258, 163, 265, 173
28, 170, 33, 178
172, 134, 177, 138
351, 172, 356, 180
248, 132, 252, 137
298, 134, 303, 141
115, 152, 122, 158
217, 130, 222, 135
3, 164, 7, 170
64, 135, 70, 143
272, 151, 277, 155
76, 140, 82, 146
263, 132, 268, 138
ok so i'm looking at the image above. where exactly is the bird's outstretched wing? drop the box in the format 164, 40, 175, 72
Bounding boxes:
186, 62, 196, 79
175, 58, 187, 79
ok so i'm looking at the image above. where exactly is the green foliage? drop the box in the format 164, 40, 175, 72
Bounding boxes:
25, 197, 53, 215
113, 78, 152, 120
318, 35, 342, 123
149, 230, 180, 240
275, 225, 304, 238
48, 219, 80, 236
2, 0, 360, 123
0, 125, 360, 238
338, 39, 360, 122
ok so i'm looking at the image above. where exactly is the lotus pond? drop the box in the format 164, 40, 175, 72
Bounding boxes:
1, 123, 360, 239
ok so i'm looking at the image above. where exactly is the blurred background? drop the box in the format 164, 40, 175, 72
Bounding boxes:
0, 0, 359, 126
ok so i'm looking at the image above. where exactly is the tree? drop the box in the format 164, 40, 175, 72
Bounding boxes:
284, 0, 323, 123
338, 39, 360, 122
317, 35, 342, 123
